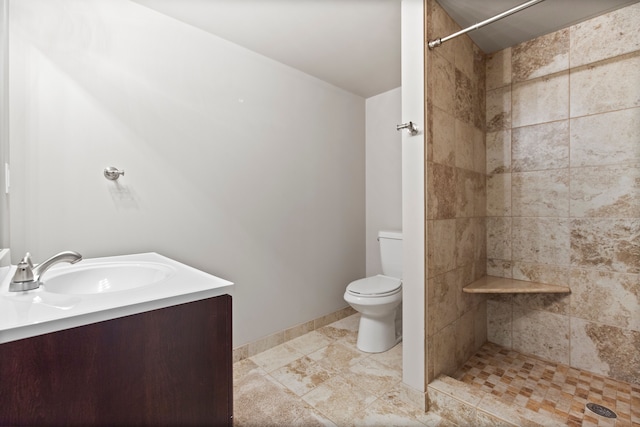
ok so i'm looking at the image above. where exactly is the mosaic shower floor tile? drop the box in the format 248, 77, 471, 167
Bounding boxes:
454, 342, 639, 426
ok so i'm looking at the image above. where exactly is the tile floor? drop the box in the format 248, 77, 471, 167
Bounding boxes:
454, 342, 640, 426
233, 313, 449, 426
234, 314, 640, 426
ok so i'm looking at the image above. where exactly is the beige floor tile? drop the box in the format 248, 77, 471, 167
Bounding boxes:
234, 371, 335, 427
233, 358, 266, 382
249, 342, 303, 372
328, 313, 360, 331
309, 340, 369, 372
342, 356, 402, 397
236, 315, 632, 426
286, 330, 335, 355
235, 316, 422, 425
302, 375, 377, 425
269, 356, 335, 397
316, 314, 360, 343
346, 397, 428, 426
379, 385, 452, 426
368, 341, 403, 371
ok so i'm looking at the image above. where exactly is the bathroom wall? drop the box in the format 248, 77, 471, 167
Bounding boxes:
365, 87, 402, 276
485, 3, 639, 384
0, 0, 8, 249
8, 0, 365, 347
424, 0, 488, 382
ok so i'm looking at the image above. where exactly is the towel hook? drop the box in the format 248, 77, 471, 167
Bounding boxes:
396, 121, 419, 136
104, 166, 125, 181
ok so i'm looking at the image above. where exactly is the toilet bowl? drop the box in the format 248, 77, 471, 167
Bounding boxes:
344, 274, 402, 353
344, 230, 403, 353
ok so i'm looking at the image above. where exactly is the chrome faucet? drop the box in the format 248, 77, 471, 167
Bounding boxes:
9, 251, 83, 292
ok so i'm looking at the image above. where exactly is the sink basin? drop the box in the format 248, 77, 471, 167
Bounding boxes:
0, 252, 234, 345
43, 262, 176, 295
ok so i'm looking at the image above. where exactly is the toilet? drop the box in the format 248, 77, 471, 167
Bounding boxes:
344, 230, 402, 353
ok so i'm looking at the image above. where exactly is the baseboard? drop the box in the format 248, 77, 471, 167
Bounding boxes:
233, 306, 356, 363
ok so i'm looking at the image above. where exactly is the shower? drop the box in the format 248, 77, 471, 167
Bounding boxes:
424, 0, 640, 424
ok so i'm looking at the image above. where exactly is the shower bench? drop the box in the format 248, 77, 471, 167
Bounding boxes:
463, 275, 570, 294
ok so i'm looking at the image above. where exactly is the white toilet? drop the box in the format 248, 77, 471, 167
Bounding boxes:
344, 230, 402, 353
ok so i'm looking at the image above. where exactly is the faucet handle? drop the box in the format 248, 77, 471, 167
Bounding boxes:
23, 252, 34, 269
12, 253, 35, 283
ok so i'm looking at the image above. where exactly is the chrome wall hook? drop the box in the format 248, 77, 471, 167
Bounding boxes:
396, 121, 419, 136
104, 166, 125, 181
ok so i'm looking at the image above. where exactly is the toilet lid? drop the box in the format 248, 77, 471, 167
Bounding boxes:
346, 274, 402, 297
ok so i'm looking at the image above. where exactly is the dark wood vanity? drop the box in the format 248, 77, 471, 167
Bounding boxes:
0, 294, 232, 426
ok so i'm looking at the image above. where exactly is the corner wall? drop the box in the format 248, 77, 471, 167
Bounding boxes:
424, 0, 487, 382
485, 3, 639, 384
0, 0, 8, 248
366, 87, 402, 276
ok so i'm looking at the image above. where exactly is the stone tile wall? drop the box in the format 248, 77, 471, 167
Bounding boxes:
425, 0, 488, 382
485, 3, 640, 384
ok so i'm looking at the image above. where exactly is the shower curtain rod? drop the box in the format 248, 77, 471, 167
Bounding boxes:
428, 0, 546, 49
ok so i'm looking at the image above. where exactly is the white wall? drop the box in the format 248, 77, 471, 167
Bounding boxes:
8, 0, 365, 347
365, 88, 402, 276
401, 0, 426, 393
0, 0, 8, 249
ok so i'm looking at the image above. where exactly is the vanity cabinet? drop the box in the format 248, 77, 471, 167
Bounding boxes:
0, 294, 232, 426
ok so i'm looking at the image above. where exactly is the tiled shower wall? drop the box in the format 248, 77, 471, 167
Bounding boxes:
485, 3, 639, 384
425, 0, 488, 382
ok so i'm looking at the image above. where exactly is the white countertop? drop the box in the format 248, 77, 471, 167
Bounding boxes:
0, 252, 233, 344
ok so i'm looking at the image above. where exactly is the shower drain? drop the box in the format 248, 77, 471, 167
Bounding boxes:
586, 403, 617, 419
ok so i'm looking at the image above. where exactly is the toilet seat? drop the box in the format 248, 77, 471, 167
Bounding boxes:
346, 274, 402, 297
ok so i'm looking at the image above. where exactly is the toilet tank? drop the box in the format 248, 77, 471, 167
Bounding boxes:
378, 230, 403, 278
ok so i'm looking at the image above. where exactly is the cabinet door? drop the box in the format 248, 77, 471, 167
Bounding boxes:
0, 295, 232, 426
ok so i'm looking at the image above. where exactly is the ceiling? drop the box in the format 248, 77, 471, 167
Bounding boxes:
133, 0, 401, 98
134, 0, 638, 98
